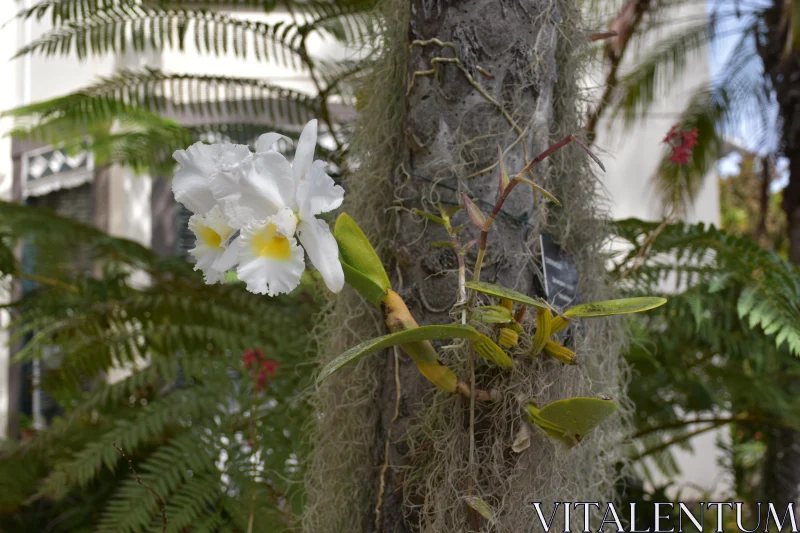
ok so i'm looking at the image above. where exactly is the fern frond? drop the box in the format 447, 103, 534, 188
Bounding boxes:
613, 218, 800, 357
15, 6, 310, 68
19, 0, 377, 26
0, 202, 318, 530
5, 68, 320, 124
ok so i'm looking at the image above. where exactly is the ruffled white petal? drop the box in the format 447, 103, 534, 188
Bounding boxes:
297, 217, 344, 293
172, 169, 216, 214
293, 119, 317, 183
173, 142, 251, 214
213, 237, 240, 272
187, 206, 236, 284
210, 152, 296, 229
256, 132, 291, 153
296, 164, 344, 220
237, 214, 305, 296
215, 143, 253, 167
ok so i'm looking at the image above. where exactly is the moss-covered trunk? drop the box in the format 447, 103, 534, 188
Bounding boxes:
304, 0, 628, 531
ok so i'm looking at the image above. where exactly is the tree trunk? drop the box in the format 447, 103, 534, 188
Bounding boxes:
372, 0, 557, 530
304, 0, 627, 531
759, 0, 800, 508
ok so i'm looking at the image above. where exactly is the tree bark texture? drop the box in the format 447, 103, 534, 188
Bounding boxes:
368, 0, 612, 531
760, 0, 800, 507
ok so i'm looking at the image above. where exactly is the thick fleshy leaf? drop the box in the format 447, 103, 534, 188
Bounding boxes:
524, 397, 618, 448
464, 496, 495, 523
333, 213, 391, 302
317, 324, 511, 383
297, 218, 345, 294
465, 281, 549, 310
563, 297, 667, 318
340, 262, 387, 307
472, 305, 514, 324
539, 397, 618, 437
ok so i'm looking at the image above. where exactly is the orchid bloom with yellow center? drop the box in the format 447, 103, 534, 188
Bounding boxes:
172, 141, 251, 283
187, 205, 238, 284
211, 120, 344, 296
171, 119, 345, 296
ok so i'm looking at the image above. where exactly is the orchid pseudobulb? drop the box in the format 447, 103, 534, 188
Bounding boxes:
171, 119, 345, 296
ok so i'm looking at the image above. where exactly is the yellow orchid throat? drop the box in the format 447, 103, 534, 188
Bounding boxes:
198, 225, 227, 250
251, 222, 292, 260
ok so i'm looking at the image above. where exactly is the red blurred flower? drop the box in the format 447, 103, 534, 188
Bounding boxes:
663, 124, 699, 166
242, 348, 279, 392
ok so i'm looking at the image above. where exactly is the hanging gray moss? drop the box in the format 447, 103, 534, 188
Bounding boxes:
303, 0, 631, 530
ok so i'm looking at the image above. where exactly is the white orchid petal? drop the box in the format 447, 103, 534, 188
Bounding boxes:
297, 218, 344, 293
293, 119, 318, 182
172, 142, 250, 214
296, 164, 344, 219
256, 132, 291, 153
210, 152, 295, 228
172, 169, 216, 214
238, 216, 305, 296
173, 142, 215, 174
216, 143, 252, 166
213, 237, 241, 272
187, 206, 235, 284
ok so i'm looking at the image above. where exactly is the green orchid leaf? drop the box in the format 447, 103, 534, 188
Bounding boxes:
563, 297, 667, 318
465, 281, 549, 310
524, 397, 618, 448
340, 262, 387, 307
334, 213, 391, 304
463, 495, 495, 523
472, 305, 514, 324
413, 209, 446, 225
317, 324, 513, 384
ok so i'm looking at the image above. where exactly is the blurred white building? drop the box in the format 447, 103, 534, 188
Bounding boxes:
0, 0, 726, 498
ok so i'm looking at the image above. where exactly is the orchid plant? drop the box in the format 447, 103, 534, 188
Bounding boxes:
171, 119, 667, 449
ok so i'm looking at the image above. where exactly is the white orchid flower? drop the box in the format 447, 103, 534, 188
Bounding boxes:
172, 141, 252, 282
187, 205, 239, 284
210, 120, 345, 296
172, 141, 252, 215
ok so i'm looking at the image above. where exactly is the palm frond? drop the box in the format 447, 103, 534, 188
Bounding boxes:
611, 18, 717, 126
